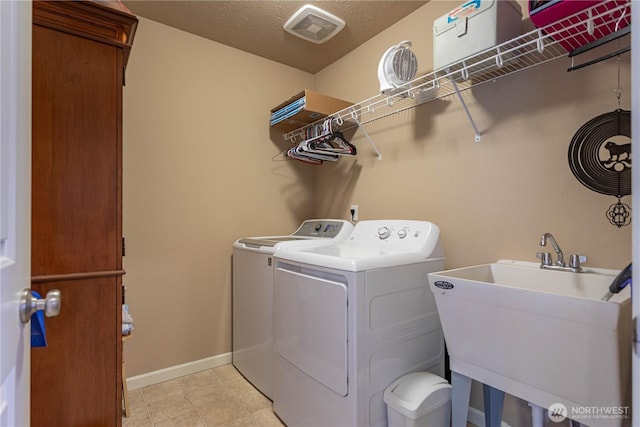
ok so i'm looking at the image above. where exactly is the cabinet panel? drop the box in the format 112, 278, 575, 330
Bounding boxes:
31, 277, 122, 427
31, 2, 135, 425
31, 24, 120, 276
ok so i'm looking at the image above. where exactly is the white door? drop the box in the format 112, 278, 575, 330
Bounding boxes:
0, 1, 32, 426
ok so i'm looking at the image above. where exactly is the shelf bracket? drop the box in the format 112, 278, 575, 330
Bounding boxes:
352, 114, 382, 161
448, 72, 481, 142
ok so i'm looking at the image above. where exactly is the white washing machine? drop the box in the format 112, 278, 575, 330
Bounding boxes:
272, 220, 446, 427
232, 219, 353, 400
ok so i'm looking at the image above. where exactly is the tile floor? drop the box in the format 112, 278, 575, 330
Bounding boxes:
122, 364, 474, 427
122, 364, 284, 427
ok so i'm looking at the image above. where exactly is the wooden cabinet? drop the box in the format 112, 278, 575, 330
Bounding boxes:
31, 1, 136, 425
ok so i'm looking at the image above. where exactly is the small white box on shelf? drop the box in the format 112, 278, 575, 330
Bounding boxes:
433, 0, 522, 71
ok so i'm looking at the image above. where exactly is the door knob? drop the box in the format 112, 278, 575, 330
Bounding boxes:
19, 289, 61, 324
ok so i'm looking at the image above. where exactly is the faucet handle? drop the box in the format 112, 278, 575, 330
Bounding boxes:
569, 254, 587, 271
536, 252, 552, 266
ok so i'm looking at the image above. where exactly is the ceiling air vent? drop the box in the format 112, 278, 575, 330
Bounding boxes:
283, 4, 345, 44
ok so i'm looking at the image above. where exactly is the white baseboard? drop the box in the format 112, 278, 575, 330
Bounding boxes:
468, 406, 514, 427
126, 352, 232, 391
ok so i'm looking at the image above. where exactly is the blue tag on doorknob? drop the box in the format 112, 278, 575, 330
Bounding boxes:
30, 291, 48, 348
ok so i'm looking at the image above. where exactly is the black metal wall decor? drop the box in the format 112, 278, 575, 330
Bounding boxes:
568, 109, 631, 228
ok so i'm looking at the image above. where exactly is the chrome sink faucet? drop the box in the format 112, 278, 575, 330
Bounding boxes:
536, 232, 587, 273
540, 232, 564, 266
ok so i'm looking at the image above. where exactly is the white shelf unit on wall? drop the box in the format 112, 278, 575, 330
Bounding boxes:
282, 0, 631, 149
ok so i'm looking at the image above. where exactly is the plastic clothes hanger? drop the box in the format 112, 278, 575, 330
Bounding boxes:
295, 141, 339, 162
278, 117, 361, 164
296, 149, 339, 162
307, 133, 355, 156
286, 147, 323, 165
325, 131, 357, 155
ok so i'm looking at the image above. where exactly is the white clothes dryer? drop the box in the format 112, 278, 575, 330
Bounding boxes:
232, 219, 353, 400
272, 220, 446, 427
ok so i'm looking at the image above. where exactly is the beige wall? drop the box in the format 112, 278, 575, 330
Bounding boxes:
124, 3, 632, 425
123, 18, 315, 376
313, 2, 631, 425
314, 1, 631, 270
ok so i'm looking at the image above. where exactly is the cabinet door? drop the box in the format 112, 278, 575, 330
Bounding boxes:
31, 17, 124, 427
31, 24, 121, 276
31, 277, 122, 426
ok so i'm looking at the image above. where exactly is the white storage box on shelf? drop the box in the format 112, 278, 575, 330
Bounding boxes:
433, 0, 522, 71
384, 372, 452, 427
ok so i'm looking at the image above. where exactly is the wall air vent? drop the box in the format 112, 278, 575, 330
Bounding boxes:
283, 4, 345, 44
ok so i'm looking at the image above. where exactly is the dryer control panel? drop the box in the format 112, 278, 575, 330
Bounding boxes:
346, 220, 442, 255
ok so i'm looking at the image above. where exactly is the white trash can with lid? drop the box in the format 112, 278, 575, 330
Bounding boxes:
384, 372, 452, 427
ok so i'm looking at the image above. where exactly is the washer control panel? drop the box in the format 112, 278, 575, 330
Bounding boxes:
293, 220, 353, 239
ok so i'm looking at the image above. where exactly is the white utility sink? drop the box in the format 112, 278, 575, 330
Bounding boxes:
428, 260, 632, 427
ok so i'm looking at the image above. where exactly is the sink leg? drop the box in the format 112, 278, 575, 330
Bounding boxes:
529, 402, 545, 427
451, 371, 472, 427
483, 385, 505, 427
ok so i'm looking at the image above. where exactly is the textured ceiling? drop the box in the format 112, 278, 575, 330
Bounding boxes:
122, 1, 428, 73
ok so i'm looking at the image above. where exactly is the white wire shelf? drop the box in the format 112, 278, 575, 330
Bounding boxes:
282, 0, 631, 146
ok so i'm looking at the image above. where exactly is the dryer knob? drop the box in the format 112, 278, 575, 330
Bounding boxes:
397, 229, 407, 239
378, 227, 391, 240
